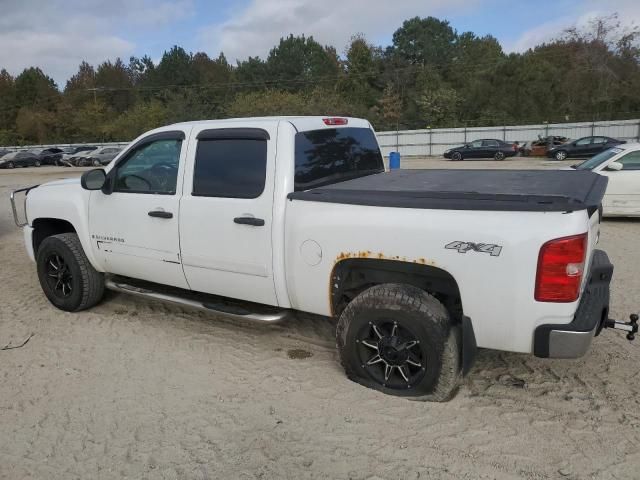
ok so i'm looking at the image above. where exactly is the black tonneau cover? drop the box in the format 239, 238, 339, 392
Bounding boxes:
287, 169, 608, 212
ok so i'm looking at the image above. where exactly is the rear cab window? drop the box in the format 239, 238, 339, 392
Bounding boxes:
294, 127, 384, 191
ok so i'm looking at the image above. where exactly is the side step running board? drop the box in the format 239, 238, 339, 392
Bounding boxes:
105, 279, 291, 323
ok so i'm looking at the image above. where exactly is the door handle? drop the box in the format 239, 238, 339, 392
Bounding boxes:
148, 210, 173, 219
234, 216, 265, 226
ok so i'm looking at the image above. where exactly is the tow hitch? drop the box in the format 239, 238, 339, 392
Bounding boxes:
604, 314, 639, 341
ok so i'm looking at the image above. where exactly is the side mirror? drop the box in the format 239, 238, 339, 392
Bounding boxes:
605, 161, 623, 171
81, 168, 106, 190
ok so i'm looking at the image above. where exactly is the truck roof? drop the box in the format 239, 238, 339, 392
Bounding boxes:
169, 116, 372, 132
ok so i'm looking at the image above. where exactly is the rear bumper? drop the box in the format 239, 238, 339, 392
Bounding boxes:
533, 249, 613, 358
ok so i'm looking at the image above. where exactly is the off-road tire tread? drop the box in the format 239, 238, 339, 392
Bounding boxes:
38, 233, 104, 311
336, 283, 461, 402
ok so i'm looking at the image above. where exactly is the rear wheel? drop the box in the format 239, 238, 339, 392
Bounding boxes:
92, 159, 101, 166
336, 283, 461, 401
554, 150, 568, 161
34, 160, 41, 167
36, 233, 105, 312
451, 151, 462, 161
494, 151, 505, 161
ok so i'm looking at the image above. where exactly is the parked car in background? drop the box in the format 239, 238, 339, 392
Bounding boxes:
0, 151, 41, 168
521, 136, 569, 156
76, 146, 122, 166
30, 147, 64, 165
569, 143, 640, 216
444, 139, 517, 161
547, 136, 625, 161
61, 146, 98, 166
0, 148, 12, 158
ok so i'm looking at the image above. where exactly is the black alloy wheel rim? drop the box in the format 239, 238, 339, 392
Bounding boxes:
356, 320, 426, 390
45, 253, 73, 298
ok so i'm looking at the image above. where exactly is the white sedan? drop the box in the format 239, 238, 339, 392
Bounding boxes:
571, 143, 640, 217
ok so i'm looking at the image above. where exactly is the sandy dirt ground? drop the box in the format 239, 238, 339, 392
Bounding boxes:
1, 159, 639, 480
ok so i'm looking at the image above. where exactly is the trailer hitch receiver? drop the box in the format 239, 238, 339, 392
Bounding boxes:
604, 314, 638, 341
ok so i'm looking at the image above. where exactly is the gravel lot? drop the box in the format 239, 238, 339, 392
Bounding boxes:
1, 159, 639, 480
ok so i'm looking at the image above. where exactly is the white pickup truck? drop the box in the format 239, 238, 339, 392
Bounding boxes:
10, 116, 638, 401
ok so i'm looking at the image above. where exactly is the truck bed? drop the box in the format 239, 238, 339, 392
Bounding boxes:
287, 169, 608, 212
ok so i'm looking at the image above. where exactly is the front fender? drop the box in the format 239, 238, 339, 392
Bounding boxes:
27, 181, 104, 273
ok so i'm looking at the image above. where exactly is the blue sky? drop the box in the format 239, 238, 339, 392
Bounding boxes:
0, 0, 637, 86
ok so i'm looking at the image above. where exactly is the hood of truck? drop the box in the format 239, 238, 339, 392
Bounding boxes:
40, 178, 81, 188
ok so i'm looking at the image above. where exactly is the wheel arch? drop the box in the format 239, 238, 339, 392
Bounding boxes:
330, 258, 463, 321
32, 218, 77, 254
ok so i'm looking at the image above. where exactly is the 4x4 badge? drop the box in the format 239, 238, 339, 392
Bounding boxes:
445, 241, 502, 257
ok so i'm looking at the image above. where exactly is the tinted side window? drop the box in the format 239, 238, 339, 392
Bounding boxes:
469, 140, 483, 148
482, 140, 499, 147
193, 139, 267, 198
592, 137, 607, 144
114, 139, 181, 194
576, 138, 591, 145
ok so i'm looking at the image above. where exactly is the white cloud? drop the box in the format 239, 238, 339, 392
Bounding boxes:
199, 0, 475, 62
507, 0, 640, 52
0, 0, 193, 87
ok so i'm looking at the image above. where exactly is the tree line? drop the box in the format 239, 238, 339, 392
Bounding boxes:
0, 14, 638, 145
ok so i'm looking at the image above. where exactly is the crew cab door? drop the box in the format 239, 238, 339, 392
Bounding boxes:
179, 125, 279, 306
600, 150, 640, 215
88, 129, 190, 289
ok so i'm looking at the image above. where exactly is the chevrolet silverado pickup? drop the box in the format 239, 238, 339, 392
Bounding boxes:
10, 116, 638, 401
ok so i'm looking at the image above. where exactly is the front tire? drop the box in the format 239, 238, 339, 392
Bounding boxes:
36, 233, 105, 312
336, 284, 461, 401
34, 160, 41, 167
451, 151, 463, 161
554, 150, 567, 161
6, 161, 14, 169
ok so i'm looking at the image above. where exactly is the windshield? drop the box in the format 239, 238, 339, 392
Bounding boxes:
574, 148, 623, 170
294, 127, 384, 191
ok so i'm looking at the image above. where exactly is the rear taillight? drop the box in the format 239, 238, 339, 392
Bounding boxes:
535, 233, 587, 302
323, 117, 348, 126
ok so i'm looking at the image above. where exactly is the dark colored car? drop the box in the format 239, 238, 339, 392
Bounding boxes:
547, 136, 625, 161
444, 139, 517, 161
30, 147, 64, 165
0, 151, 41, 168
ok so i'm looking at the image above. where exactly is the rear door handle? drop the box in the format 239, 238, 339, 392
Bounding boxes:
148, 210, 173, 219
234, 216, 264, 226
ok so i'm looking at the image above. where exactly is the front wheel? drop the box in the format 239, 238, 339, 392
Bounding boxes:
451, 151, 462, 161
336, 284, 461, 401
554, 150, 568, 161
6, 161, 14, 169
36, 233, 105, 312
34, 160, 41, 167
92, 159, 101, 166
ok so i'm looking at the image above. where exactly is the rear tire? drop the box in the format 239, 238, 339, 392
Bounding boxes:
494, 151, 505, 161
336, 283, 461, 401
34, 160, 41, 167
36, 233, 105, 312
554, 150, 568, 161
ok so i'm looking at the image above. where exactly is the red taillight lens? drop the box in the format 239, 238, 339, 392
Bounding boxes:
323, 117, 348, 126
535, 233, 587, 302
